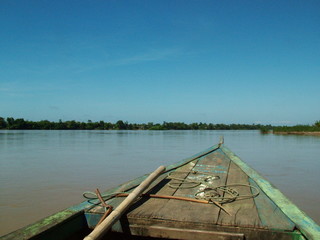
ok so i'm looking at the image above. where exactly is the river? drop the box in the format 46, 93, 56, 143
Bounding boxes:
0, 130, 319, 236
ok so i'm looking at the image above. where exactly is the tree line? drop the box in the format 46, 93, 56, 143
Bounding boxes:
271, 121, 320, 133
1, 117, 318, 132
0, 117, 269, 130
260, 121, 320, 133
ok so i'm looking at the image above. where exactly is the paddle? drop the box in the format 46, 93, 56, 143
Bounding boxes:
83, 165, 166, 240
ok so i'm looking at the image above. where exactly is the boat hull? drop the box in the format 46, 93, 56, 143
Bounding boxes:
1, 144, 319, 240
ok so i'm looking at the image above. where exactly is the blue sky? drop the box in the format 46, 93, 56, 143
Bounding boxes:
0, 0, 319, 125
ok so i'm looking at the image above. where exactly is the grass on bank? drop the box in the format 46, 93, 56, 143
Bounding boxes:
260, 121, 320, 134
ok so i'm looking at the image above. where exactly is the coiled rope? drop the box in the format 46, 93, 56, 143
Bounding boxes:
167, 170, 220, 189
194, 184, 260, 204
167, 171, 260, 204
83, 170, 260, 219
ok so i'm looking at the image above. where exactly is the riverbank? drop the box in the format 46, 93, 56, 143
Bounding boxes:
273, 131, 320, 136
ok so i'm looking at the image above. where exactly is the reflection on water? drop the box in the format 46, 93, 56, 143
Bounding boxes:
0, 130, 319, 235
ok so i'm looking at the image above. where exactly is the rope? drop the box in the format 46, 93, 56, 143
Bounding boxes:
83, 168, 259, 218
115, 193, 232, 216
95, 189, 113, 227
84, 181, 259, 207
166, 171, 259, 204
195, 184, 260, 204
82, 191, 128, 201
167, 170, 220, 189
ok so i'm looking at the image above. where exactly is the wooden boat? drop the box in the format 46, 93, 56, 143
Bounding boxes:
2, 142, 320, 240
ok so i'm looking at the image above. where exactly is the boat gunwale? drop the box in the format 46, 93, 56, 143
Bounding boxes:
2, 143, 319, 240
220, 146, 320, 240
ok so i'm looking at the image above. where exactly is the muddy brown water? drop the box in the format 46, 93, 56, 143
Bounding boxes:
1, 130, 319, 236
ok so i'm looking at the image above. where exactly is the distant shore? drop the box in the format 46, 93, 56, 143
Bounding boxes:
273, 131, 320, 136
1, 117, 319, 132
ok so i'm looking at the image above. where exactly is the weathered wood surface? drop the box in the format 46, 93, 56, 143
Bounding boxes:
217, 161, 262, 228
86, 147, 306, 240
129, 225, 245, 240
125, 219, 303, 240
127, 159, 199, 220
87, 144, 222, 215
150, 149, 231, 224
3, 144, 310, 240
221, 146, 320, 240
84, 166, 166, 240
248, 178, 295, 231
89, 169, 173, 215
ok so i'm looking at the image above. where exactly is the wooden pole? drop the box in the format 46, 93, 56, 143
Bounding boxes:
83, 165, 166, 240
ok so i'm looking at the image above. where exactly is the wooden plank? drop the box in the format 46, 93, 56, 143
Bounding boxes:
217, 161, 262, 228
84, 166, 166, 240
86, 146, 222, 216
86, 167, 187, 229
125, 218, 304, 240
129, 225, 244, 240
88, 171, 171, 215
86, 145, 221, 214
221, 146, 320, 240
165, 144, 220, 172
248, 178, 295, 231
127, 160, 199, 219
152, 149, 231, 224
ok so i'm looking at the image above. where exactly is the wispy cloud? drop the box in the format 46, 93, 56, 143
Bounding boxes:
0, 81, 65, 97
74, 47, 182, 73
2, 46, 183, 76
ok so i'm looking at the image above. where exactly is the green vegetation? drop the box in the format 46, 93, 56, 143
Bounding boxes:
259, 121, 320, 134
259, 126, 271, 134
272, 121, 320, 133
1, 117, 319, 133
0, 117, 267, 130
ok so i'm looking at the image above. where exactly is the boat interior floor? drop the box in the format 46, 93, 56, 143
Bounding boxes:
85, 149, 303, 240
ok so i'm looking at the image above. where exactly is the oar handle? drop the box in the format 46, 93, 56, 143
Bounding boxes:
84, 165, 166, 240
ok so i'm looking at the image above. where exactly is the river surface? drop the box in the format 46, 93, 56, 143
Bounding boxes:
0, 130, 319, 236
